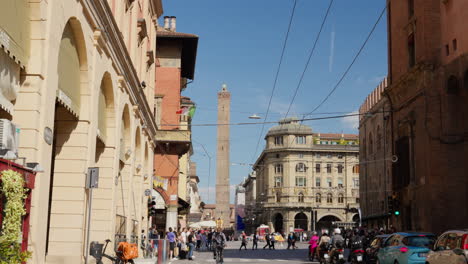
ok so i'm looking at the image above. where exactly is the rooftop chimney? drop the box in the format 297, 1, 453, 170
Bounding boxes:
163, 16, 170, 29
170, 16, 176, 32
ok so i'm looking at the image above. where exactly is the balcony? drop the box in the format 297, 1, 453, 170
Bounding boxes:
155, 129, 191, 155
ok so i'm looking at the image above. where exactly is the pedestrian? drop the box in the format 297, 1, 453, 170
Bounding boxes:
207, 229, 213, 250
187, 229, 195, 260
263, 233, 271, 249
196, 230, 202, 251
291, 233, 297, 249
239, 231, 248, 250
252, 232, 259, 250
309, 231, 319, 261
269, 233, 276, 250
287, 232, 293, 250
167, 227, 176, 260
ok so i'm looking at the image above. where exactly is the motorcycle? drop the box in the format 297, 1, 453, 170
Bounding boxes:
330, 245, 345, 264
318, 245, 331, 264
350, 249, 365, 263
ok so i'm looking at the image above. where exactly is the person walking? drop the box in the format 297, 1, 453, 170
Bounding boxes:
187, 229, 195, 260
291, 233, 297, 249
239, 231, 248, 250
263, 233, 271, 249
309, 231, 319, 261
252, 232, 259, 250
269, 233, 276, 250
287, 232, 294, 250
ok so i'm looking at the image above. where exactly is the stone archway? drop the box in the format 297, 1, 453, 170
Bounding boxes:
294, 212, 308, 231
273, 213, 283, 233
352, 214, 360, 223
317, 215, 342, 234
45, 18, 89, 257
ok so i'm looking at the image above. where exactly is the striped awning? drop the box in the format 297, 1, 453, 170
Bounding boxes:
0, 0, 30, 68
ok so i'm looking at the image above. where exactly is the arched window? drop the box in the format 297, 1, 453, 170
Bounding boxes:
296, 163, 306, 172
276, 192, 281, 203
338, 193, 344, 203
447, 75, 459, 94
353, 165, 360, 174
376, 125, 382, 150
298, 193, 304, 203
368, 132, 373, 154
327, 193, 333, 203
316, 193, 322, 203
274, 164, 283, 174
338, 178, 343, 188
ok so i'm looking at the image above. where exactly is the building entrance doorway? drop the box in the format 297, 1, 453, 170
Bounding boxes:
273, 213, 283, 233
294, 212, 308, 231
317, 215, 341, 234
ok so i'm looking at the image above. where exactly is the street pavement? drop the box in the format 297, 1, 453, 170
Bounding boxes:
169, 240, 323, 264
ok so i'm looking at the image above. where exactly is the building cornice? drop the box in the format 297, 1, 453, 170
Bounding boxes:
81, 0, 158, 145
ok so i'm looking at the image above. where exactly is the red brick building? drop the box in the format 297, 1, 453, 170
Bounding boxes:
370, 0, 468, 234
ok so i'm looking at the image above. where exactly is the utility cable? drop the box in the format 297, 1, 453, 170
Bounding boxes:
251, 0, 298, 162
284, 0, 334, 118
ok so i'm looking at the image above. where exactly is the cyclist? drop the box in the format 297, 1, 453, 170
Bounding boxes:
212, 228, 227, 262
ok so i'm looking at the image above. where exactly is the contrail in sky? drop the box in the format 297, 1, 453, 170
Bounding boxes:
329, 25, 335, 73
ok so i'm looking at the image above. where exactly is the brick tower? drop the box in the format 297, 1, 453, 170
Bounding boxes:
215, 83, 231, 228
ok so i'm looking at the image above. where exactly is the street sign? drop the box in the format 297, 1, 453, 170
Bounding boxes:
86, 167, 99, 189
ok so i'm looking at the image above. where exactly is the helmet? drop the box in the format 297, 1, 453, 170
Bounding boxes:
334, 228, 341, 235
323, 230, 329, 235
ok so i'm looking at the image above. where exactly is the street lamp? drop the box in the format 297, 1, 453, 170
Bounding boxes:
249, 114, 262, 119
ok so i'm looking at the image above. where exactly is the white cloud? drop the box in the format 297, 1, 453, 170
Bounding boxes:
341, 111, 359, 131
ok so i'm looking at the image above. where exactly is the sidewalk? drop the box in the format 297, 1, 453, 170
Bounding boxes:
133, 258, 157, 264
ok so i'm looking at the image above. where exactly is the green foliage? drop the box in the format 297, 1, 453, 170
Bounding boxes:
0, 170, 31, 264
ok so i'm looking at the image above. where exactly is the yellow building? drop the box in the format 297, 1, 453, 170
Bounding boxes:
0, 0, 163, 263
253, 118, 360, 233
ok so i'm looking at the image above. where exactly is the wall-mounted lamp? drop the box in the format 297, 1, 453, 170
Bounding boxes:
143, 174, 149, 180
26, 162, 44, 173
136, 164, 142, 170
141, 81, 147, 89
126, 149, 132, 156
0, 149, 17, 160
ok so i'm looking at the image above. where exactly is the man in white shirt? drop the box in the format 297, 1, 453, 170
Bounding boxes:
181, 228, 188, 244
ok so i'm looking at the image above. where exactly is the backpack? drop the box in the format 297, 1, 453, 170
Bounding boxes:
117, 242, 139, 260
214, 233, 225, 245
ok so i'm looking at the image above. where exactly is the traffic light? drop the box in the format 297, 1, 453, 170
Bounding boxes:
393, 198, 400, 216
388, 196, 394, 214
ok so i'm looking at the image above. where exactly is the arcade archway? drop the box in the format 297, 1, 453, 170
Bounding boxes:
317, 215, 342, 233
273, 213, 283, 233
294, 212, 308, 231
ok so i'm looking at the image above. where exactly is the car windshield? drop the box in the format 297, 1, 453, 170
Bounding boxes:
402, 236, 435, 248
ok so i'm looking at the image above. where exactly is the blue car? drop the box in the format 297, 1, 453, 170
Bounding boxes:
376, 232, 436, 264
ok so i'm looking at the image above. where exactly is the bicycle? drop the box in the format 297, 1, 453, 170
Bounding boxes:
90, 239, 135, 264
214, 245, 224, 264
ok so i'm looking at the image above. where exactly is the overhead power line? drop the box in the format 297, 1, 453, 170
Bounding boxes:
251, 0, 298, 163
160, 112, 388, 127
305, 5, 387, 116
284, 0, 334, 118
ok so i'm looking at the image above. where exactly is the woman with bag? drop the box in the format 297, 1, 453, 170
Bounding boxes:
239, 231, 248, 250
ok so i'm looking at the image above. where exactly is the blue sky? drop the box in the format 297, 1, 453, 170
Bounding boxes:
161, 0, 388, 203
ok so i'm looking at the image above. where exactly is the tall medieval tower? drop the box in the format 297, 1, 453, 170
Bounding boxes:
215, 83, 231, 228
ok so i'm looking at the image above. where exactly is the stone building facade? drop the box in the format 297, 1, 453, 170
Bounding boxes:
358, 78, 394, 228
242, 172, 257, 234
253, 118, 360, 234
0, 0, 163, 263
371, 0, 468, 234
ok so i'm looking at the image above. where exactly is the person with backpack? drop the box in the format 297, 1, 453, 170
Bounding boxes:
212, 228, 227, 262
262, 233, 271, 249
317, 231, 331, 261
287, 232, 294, 250
252, 232, 259, 250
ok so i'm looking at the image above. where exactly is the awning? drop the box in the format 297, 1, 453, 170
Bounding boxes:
0, 50, 20, 114
56, 23, 81, 117
0, 0, 30, 68
97, 89, 107, 143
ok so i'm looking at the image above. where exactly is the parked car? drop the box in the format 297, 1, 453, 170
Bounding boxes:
366, 234, 390, 264
376, 232, 435, 264
426, 229, 468, 264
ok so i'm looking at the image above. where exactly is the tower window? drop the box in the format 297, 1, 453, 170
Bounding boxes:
274, 136, 283, 146
408, 33, 416, 67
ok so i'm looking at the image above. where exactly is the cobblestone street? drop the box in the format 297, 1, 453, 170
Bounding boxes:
169, 241, 317, 264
